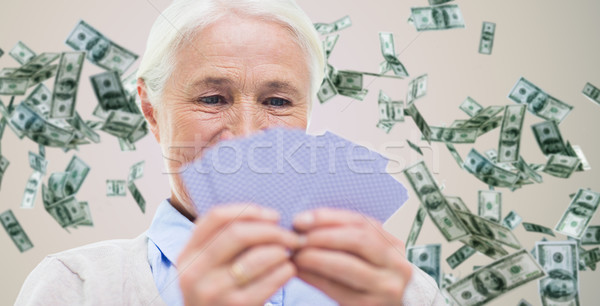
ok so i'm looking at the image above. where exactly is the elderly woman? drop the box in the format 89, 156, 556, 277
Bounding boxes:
17, 0, 444, 305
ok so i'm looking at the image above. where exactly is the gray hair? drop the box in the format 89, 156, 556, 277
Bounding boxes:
137, 0, 325, 115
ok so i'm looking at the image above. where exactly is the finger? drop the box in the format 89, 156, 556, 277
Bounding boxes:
231, 261, 297, 306
292, 247, 379, 292
296, 269, 369, 306
228, 244, 291, 287
293, 208, 378, 232
300, 225, 399, 267
180, 203, 280, 257
203, 221, 300, 266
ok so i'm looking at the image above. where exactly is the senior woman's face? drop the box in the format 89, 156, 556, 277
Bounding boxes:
140, 13, 312, 217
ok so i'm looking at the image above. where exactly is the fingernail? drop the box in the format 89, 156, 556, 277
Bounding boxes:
295, 211, 314, 227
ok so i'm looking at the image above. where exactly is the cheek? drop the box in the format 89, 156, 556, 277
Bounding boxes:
159, 104, 224, 168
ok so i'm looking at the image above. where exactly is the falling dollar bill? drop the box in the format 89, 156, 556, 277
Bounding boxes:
323, 34, 339, 60
461, 106, 505, 129
65, 20, 138, 74
455, 209, 521, 249
429, 0, 454, 5
378, 32, 409, 77
406, 74, 428, 105
445, 143, 464, 169
0, 77, 29, 95
501, 210, 522, 230
106, 179, 127, 196
463, 149, 520, 188
45, 195, 87, 229
446, 245, 476, 269
478, 190, 501, 223
128, 160, 145, 182
536, 241, 580, 306
579, 248, 600, 270
28, 64, 58, 88
376, 120, 394, 134
409, 4, 465, 32
406, 206, 427, 247
581, 226, 600, 245
9, 41, 36, 65
542, 154, 580, 179
508, 77, 572, 123
101, 109, 145, 140
445, 249, 545, 306
0, 210, 34, 252
313, 15, 352, 35
478, 22, 496, 55
459, 97, 483, 117
403, 161, 469, 241
513, 156, 543, 184
427, 126, 478, 143
446, 196, 470, 212
404, 103, 432, 143
21, 171, 43, 209
582, 82, 600, 106
127, 181, 146, 213
90, 70, 130, 111
48, 52, 85, 119
10, 52, 60, 79
378, 90, 404, 123
28, 151, 47, 174
317, 77, 338, 104
407, 244, 441, 286
406, 139, 423, 155
531, 120, 568, 156
0, 155, 10, 189
523, 222, 556, 237
555, 188, 600, 239
65, 155, 90, 194
497, 105, 526, 163
566, 143, 591, 172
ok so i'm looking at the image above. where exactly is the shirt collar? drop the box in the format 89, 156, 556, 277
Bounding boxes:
146, 199, 194, 267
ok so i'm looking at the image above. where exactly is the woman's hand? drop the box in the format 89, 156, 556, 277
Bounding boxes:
291, 208, 413, 306
177, 203, 301, 306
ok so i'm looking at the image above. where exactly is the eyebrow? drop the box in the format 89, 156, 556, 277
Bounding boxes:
188, 77, 303, 97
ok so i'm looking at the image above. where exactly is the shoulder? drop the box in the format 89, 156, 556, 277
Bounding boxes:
15, 233, 159, 305
402, 263, 448, 306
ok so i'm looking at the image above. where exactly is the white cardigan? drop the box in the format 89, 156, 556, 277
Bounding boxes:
15, 233, 447, 305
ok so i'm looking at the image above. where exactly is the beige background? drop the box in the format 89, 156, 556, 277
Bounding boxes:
1, 0, 599, 304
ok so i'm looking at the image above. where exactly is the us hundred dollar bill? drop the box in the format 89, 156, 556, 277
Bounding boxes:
65, 20, 138, 74
523, 222, 556, 237
0, 77, 29, 95
404, 103, 432, 143
555, 188, 600, 239
542, 154, 580, 179
317, 77, 337, 104
536, 241, 580, 306
461, 106, 505, 129
90, 70, 130, 111
49, 52, 85, 119
497, 105, 526, 163
378, 90, 404, 123
107, 180, 127, 196
581, 226, 600, 245
21, 171, 43, 209
65, 155, 90, 194
445, 249, 545, 306
459, 97, 483, 117
463, 149, 520, 188
455, 209, 521, 249
10, 52, 60, 79
531, 120, 568, 156
409, 5, 465, 32
446, 196, 470, 212
378, 32, 409, 77
313, 15, 351, 35
508, 77, 572, 123
406, 206, 427, 247
9, 41, 36, 65
406, 74, 427, 105
501, 210, 522, 230
407, 244, 441, 286
403, 161, 469, 241
582, 82, 600, 106
478, 22, 496, 55
127, 181, 146, 213
0, 210, 34, 252
478, 190, 501, 223
428, 126, 478, 144
446, 245, 476, 269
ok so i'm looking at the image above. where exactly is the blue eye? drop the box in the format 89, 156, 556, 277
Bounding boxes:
266, 97, 290, 107
198, 96, 222, 105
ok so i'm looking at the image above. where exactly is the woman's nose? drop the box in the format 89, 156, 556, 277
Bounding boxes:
220, 104, 268, 140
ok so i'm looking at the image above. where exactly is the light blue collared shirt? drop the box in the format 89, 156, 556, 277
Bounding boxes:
146, 199, 338, 306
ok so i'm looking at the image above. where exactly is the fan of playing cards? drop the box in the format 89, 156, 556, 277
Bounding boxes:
181, 127, 409, 229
